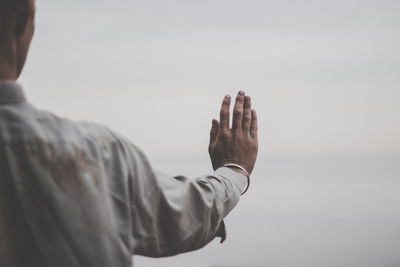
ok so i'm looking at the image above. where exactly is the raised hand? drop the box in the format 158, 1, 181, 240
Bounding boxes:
208, 91, 258, 176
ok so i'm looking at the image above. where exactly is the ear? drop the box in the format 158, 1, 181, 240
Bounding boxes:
14, 0, 35, 38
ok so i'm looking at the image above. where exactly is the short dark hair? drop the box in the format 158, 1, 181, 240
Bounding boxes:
0, 0, 29, 36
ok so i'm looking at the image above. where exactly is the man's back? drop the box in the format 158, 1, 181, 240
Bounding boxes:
0, 82, 134, 266
0, 82, 250, 266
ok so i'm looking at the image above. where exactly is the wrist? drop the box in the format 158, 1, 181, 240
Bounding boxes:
226, 166, 247, 177
222, 163, 250, 195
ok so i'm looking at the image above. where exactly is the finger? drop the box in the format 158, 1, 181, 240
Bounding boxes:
219, 94, 231, 130
242, 95, 251, 133
250, 109, 258, 139
232, 90, 245, 131
209, 119, 219, 145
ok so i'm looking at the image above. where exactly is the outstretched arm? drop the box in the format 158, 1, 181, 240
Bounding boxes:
115, 91, 258, 257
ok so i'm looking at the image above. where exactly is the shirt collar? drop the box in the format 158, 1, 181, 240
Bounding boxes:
0, 81, 27, 104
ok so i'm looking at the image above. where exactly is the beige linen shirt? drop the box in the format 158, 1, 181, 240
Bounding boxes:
0, 81, 247, 267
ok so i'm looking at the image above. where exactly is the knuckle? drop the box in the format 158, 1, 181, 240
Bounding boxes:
220, 110, 229, 117
221, 129, 231, 139
251, 141, 258, 149
234, 108, 242, 113
233, 109, 242, 117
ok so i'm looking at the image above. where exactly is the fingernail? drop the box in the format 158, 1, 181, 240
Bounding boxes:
225, 94, 231, 99
238, 90, 245, 96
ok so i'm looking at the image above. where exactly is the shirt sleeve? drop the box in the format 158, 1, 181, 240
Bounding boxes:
114, 133, 247, 257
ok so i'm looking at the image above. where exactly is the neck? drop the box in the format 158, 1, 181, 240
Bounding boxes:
0, 39, 18, 81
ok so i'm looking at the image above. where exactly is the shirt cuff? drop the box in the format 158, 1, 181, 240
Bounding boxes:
215, 166, 249, 194
212, 167, 248, 244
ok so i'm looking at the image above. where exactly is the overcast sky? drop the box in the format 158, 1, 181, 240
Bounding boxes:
20, 0, 400, 158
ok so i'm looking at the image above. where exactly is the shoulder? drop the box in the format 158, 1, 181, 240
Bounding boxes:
0, 101, 149, 164
0, 102, 116, 146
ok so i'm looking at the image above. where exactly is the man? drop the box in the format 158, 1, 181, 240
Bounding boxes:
0, 0, 258, 266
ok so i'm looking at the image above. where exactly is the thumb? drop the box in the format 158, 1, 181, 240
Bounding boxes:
209, 119, 219, 145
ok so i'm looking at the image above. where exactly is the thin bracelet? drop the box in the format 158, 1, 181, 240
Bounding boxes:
223, 163, 250, 195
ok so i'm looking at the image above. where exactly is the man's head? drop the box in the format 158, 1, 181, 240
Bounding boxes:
0, 0, 35, 80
